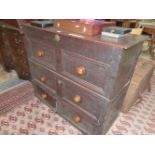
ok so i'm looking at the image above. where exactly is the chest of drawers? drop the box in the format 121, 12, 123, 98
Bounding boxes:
23, 24, 147, 134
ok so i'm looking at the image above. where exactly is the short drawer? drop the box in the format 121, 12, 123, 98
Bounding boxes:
23, 25, 58, 45
58, 100, 99, 134
34, 83, 57, 112
29, 60, 57, 92
61, 51, 109, 93
61, 78, 108, 120
30, 39, 56, 70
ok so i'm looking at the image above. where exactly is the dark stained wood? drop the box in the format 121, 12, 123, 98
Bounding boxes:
0, 20, 35, 79
33, 83, 57, 112
29, 39, 56, 70
61, 76, 109, 121
23, 24, 148, 49
29, 60, 57, 93
0, 28, 14, 71
59, 100, 99, 134
22, 23, 147, 134
1, 19, 35, 28
61, 51, 108, 94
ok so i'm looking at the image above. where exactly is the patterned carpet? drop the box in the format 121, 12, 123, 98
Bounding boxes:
0, 76, 155, 135
0, 81, 81, 135
108, 76, 155, 135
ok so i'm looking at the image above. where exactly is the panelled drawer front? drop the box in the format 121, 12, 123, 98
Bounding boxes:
34, 84, 57, 111
62, 51, 108, 93
61, 79, 108, 120
30, 39, 56, 70
23, 26, 57, 45
29, 60, 57, 92
59, 100, 98, 134
58, 34, 122, 66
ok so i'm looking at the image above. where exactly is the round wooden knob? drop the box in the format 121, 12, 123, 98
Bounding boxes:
57, 22, 60, 27
37, 51, 44, 57
57, 79, 62, 85
40, 76, 46, 83
73, 95, 81, 103
74, 116, 81, 123
2, 24, 6, 28
83, 26, 87, 32
76, 66, 85, 75
55, 34, 60, 42
41, 93, 47, 99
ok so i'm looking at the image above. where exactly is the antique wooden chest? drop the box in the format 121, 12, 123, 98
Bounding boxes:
23, 24, 147, 134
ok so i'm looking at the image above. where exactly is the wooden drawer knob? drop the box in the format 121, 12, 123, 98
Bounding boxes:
74, 116, 81, 123
83, 26, 87, 32
40, 76, 46, 83
41, 93, 47, 99
37, 51, 44, 57
55, 34, 60, 42
57, 79, 62, 85
76, 66, 85, 75
73, 95, 81, 103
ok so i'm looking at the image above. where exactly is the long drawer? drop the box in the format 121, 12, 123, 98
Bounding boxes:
56, 33, 122, 65
61, 51, 110, 94
58, 100, 100, 134
59, 77, 109, 121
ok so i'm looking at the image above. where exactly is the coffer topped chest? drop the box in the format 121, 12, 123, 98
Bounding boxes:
23, 24, 147, 134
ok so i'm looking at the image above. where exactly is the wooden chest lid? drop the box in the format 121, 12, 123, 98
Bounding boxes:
22, 24, 149, 50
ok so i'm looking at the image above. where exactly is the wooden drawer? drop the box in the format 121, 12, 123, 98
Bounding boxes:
30, 39, 56, 70
57, 33, 122, 66
62, 51, 109, 94
29, 60, 57, 93
58, 100, 100, 134
60, 78, 108, 121
34, 82, 57, 112
23, 25, 58, 45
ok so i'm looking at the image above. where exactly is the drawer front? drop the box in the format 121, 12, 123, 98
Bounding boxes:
58, 100, 98, 134
29, 60, 57, 92
61, 78, 108, 120
57, 33, 122, 66
62, 51, 108, 93
23, 25, 57, 45
34, 83, 57, 112
30, 39, 56, 70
